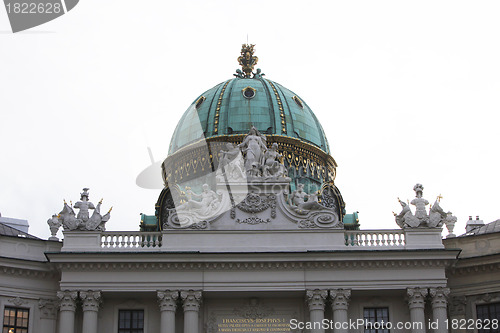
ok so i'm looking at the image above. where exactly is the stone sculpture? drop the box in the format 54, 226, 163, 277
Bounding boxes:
395, 184, 456, 228
232, 126, 288, 180
238, 126, 267, 172
176, 184, 221, 216
288, 184, 324, 215
49, 188, 112, 233
166, 184, 224, 229
47, 214, 62, 240
261, 143, 286, 178
216, 143, 246, 182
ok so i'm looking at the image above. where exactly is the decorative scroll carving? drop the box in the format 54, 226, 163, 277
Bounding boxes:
236, 217, 270, 224
8, 297, 28, 307
449, 296, 466, 316
38, 299, 58, 319
232, 192, 277, 225
206, 312, 218, 333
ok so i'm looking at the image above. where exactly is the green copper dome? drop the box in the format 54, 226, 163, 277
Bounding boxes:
168, 76, 330, 155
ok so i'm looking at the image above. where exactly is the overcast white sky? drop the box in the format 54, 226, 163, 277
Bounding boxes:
1, 0, 499, 239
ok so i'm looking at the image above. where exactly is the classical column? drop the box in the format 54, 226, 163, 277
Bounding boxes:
407, 287, 428, 333
80, 290, 102, 333
181, 290, 202, 333
57, 290, 78, 333
39, 298, 58, 333
430, 287, 450, 333
306, 289, 328, 333
158, 290, 179, 333
330, 289, 351, 333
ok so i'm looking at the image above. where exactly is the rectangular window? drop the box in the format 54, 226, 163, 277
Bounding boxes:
118, 310, 144, 333
364, 307, 390, 333
477, 302, 500, 333
2, 307, 29, 333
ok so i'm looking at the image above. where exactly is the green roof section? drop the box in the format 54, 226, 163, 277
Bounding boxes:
168, 77, 330, 155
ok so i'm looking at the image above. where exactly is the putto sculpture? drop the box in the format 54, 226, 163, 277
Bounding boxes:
394, 184, 456, 229
48, 188, 112, 236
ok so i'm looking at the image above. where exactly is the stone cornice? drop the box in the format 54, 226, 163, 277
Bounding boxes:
0, 264, 59, 279
51, 257, 456, 272
448, 261, 500, 275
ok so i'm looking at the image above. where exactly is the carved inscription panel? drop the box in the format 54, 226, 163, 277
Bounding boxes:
204, 298, 302, 333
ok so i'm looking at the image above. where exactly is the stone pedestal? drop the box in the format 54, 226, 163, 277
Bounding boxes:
158, 290, 179, 333
430, 287, 450, 333
181, 290, 202, 333
330, 289, 351, 333
39, 299, 57, 333
407, 288, 428, 333
306, 290, 328, 333
57, 291, 78, 333
80, 290, 101, 333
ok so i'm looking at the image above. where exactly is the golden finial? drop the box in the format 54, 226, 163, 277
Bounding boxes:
63, 199, 67, 204
108, 207, 113, 213
238, 44, 258, 78
99, 198, 103, 204
437, 194, 443, 202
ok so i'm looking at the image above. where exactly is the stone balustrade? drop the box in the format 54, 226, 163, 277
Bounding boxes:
60, 227, 443, 252
345, 230, 405, 247
100, 232, 162, 249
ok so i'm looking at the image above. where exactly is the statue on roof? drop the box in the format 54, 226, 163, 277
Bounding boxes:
395, 184, 456, 229
48, 188, 112, 234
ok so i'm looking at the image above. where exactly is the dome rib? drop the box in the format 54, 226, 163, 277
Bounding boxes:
168, 77, 330, 155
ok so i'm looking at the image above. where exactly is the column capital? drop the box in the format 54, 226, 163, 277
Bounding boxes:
158, 290, 179, 312
407, 287, 428, 310
57, 290, 78, 312
306, 289, 328, 311
181, 290, 202, 312
38, 298, 58, 319
329, 289, 351, 311
429, 287, 450, 309
80, 290, 102, 312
